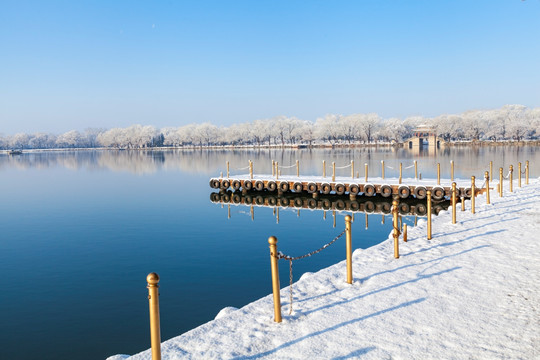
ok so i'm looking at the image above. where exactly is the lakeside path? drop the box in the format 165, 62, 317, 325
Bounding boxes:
111, 178, 540, 360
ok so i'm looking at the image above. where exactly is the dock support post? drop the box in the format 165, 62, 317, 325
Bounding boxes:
392, 200, 400, 258
485, 171, 490, 204
147, 273, 161, 360
399, 163, 402, 184
452, 182, 457, 224
226, 161, 229, 178
437, 163, 441, 185
365, 213, 368, 229
414, 160, 418, 180
268, 236, 282, 323
471, 176, 476, 214
509, 165, 513, 192
461, 196, 465, 211
276, 162, 279, 180
351, 160, 354, 180
489, 161, 493, 181
345, 215, 353, 284
403, 223, 407, 242
427, 190, 432, 240
272, 160, 275, 177
296, 160, 299, 177
365, 163, 368, 182
451, 160, 454, 182
381, 160, 385, 179
249, 160, 253, 180
332, 162, 336, 182
499, 167, 503, 197
518, 162, 522, 188
526, 160, 529, 185
323, 160, 326, 178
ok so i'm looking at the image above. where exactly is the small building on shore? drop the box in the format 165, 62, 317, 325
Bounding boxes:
405, 125, 445, 151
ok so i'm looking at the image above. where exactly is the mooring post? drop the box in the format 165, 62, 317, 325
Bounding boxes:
399, 163, 402, 184
351, 160, 354, 179
452, 182, 457, 224
323, 160, 326, 178
276, 162, 279, 180
427, 190, 432, 240
526, 160, 529, 185
461, 196, 465, 211
485, 171, 490, 204
437, 163, 441, 185
509, 165, 513, 192
451, 160, 454, 182
392, 199, 400, 258
518, 162, 522, 188
471, 176, 476, 214
414, 160, 418, 180
272, 160, 275, 177
403, 223, 407, 242
489, 161, 493, 182
381, 160, 385, 179
268, 236, 282, 323
345, 215, 353, 284
226, 161, 230, 178
147, 273, 161, 360
499, 167, 503, 197
249, 160, 253, 180
296, 160, 299, 177
332, 162, 336, 182
365, 163, 368, 182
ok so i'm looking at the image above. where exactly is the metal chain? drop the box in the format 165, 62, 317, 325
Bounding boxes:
385, 165, 394, 170
235, 165, 250, 171
503, 170, 512, 180
276, 229, 346, 315
404, 164, 415, 169
335, 163, 352, 169
279, 164, 297, 169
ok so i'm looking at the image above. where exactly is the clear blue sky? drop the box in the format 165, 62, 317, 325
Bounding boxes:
1, 0, 539, 134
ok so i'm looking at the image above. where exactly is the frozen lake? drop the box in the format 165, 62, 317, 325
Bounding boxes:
0, 145, 537, 360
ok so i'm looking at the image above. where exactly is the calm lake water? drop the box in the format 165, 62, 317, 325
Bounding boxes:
0, 146, 537, 360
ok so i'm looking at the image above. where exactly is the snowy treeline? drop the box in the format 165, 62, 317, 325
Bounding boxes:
1, 105, 539, 150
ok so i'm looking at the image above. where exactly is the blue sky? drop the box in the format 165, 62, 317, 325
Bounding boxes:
1, 0, 539, 134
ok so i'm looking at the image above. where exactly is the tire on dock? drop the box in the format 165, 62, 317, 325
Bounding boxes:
255, 195, 264, 205
244, 194, 253, 204
221, 179, 230, 190
349, 184, 360, 195
279, 197, 289, 207
414, 186, 427, 199
335, 199, 346, 210
267, 181, 277, 192
268, 196, 277, 206
321, 198, 331, 210
365, 201, 375, 212
380, 185, 392, 198
279, 181, 290, 192
307, 198, 317, 209
432, 186, 445, 201
321, 183, 332, 195
381, 202, 391, 214
293, 182, 303, 193
231, 180, 241, 191
307, 182, 317, 193
243, 180, 253, 191
415, 203, 427, 216
210, 193, 220, 202
398, 202, 410, 215
293, 197, 303, 208
232, 193, 241, 204
335, 183, 346, 195
462, 188, 472, 197
350, 200, 360, 211
398, 185, 411, 199
210, 179, 220, 189
364, 184, 376, 197
255, 180, 264, 191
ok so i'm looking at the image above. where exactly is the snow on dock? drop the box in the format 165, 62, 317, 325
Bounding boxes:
111, 178, 539, 360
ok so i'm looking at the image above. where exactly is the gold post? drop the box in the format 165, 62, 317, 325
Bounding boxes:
471, 176, 476, 214
403, 223, 407, 242
365, 213, 368, 229
381, 214, 385, 224
518, 162, 522, 188
276, 208, 280, 224
251, 206, 254, 221
351, 160, 354, 179
451, 160, 454, 182
392, 200, 399, 258
451, 182, 457, 224
226, 161, 230, 178
499, 167, 503, 197
509, 165, 513, 193
414, 215, 418, 226
414, 160, 418, 180
399, 163, 402, 184
365, 163, 368, 182
332, 162, 336, 182
489, 161, 493, 181
461, 196, 465, 211
427, 190, 432, 240
323, 160, 326, 178
276, 162, 279, 180
485, 171, 490, 205
228, 204, 231, 219
333, 210, 336, 228
249, 160, 253, 180
437, 163, 441, 185
382, 160, 385, 179
526, 160, 529, 185
345, 215, 353, 284
272, 160, 275, 177
268, 236, 282, 323
296, 160, 299, 177
147, 273, 161, 360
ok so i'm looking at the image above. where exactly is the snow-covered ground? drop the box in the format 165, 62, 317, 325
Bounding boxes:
110, 178, 539, 360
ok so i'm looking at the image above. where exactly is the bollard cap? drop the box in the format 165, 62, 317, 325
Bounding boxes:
392, 199, 398, 206
485, 171, 489, 178
147, 272, 160, 285
452, 182, 457, 188
268, 236, 278, 245
344, 215, 352, 222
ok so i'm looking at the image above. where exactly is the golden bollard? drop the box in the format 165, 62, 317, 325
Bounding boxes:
451, 182, 457, 224
526, 160, 529, 185
451, 160, 454, 182
332, 162, 336, 182
403, 223, 407, 242
392, 200, 400, 258
471, 176, 476, 214
427, 190, 432, 240
437, 163, 441, 185
399, 163, 403, 184
518, 162, 522, 188
296, 160, 299, 177
345, 215, 353, 284
323, 160, 326, 178
381, 160, 385, 179
249, 160, 253, 180
489, 161, 493, 181
414, 160, 418, 180
485, 171, 490, 204
226, 161, 230, 178
509, 165, 513, 192
351, 160, 354, 179
147, 273, 161, 360
499, 167, 503, 197
272, 160, 275, 177
365, 163, 368, 182
461, 196, 465, 211
268, 236, 282, 323
276, 161, 279, 180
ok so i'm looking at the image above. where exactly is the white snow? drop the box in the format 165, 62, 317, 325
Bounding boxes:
111, 178, 540, 360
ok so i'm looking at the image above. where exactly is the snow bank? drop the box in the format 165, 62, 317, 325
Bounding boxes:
110, 178, 540, 359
